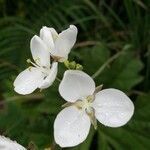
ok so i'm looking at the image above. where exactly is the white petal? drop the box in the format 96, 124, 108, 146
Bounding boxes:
59, 70, 95, 102
0, 136, 26, 150
39, 62, 58, 89
40, 26, 54, 51
51, 25, 78, 60
30, 35, 50, 67
14, 67, 44, 95
49, 28, 59, 41
54, 106, 91, 147
92, 88, 134, 127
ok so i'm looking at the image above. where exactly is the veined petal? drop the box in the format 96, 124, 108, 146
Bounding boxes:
14, 67, 44, 95
54, 106, 91, 147
0, 136, 26, 150
40, 26, 54, 51
92, 88, 134, 127
39, 62, 58, 89
51, 25, 78, 61
59, 70, 95, 102
30, 35, 50, 67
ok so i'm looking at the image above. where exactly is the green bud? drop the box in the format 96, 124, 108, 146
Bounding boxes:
69, 61, 76, 69
64, 60, 70, 68
64, 60, 83, 70
76, 64, 83, 70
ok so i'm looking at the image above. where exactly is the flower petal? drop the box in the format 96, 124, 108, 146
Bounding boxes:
40, 26, 54, 51
51, 25, 78, 61
0, 136, 26, 150
54, 106, 91, 147
14, 67, 44, 95
30, 35, 50, 67
39, 62, 58, 89
59, 70, 95, 102
92, 88, 134, 127
49, 28, 59, 41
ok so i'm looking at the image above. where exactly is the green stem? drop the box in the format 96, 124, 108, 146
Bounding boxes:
56, 77, 61, 82
0, 94, 43, 104
92, 51, 124, 79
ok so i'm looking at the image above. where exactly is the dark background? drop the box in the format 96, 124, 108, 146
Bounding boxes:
0, 0, 149, 149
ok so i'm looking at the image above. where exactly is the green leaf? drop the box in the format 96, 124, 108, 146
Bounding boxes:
79, 43, 110, 75
98, 51, 143, 91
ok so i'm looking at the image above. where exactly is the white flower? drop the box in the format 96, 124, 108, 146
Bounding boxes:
14, 35, 58, 95
0, 136, 26, 150
54, 70, 134, 147
40, 25, 78, 62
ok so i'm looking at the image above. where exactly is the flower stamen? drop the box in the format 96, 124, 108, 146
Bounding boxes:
27, 59, 40, 68
28, 66, 32, 71
62, 95, 98, 130
85, 107, 97, 129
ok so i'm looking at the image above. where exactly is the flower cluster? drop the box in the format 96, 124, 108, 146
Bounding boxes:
13, 25, 77, 94
0, 25, 134, 149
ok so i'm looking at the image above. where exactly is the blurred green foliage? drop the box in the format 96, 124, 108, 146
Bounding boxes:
0, 0, 149, 149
